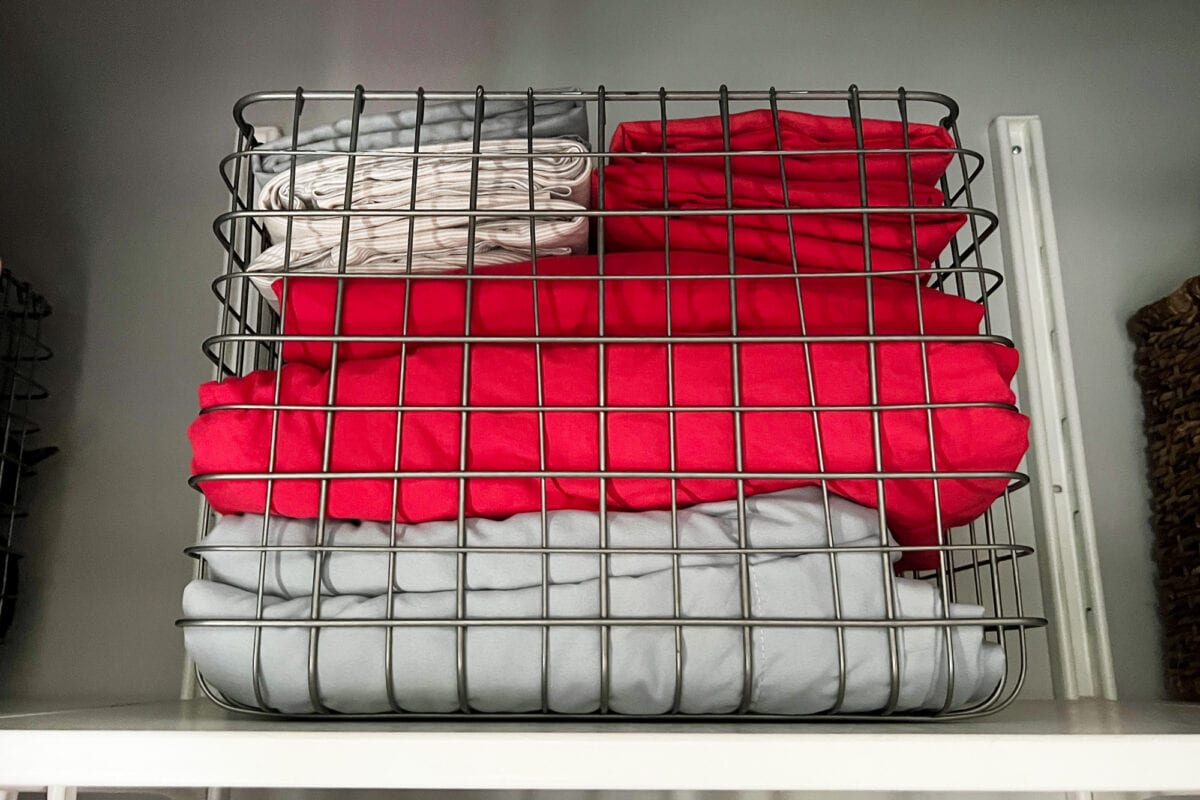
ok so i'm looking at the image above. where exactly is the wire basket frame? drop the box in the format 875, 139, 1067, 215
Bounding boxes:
182, 85, 1046, 720
0, 268, 53, 646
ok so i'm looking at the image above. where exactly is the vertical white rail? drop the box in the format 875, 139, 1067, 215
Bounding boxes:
990, 115, 1117, 700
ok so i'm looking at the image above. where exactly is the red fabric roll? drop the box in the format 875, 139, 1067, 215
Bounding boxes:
597, 109, 964, 274
275, 251, 983, 368
192, 254, 1028, 569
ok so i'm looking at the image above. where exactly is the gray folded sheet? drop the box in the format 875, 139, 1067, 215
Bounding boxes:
198, 487, 883, 597
253, 94, 590, 175
184, 488, 1005, 715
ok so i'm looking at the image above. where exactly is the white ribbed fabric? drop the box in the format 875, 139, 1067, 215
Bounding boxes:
251, 94, 589, 175
246, 138, 592, 305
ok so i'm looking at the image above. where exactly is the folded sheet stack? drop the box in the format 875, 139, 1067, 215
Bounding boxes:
248, 138, 592, 304
186, 488, 1005, 714
598, 109, 965, 275
193, 251, 1026, 560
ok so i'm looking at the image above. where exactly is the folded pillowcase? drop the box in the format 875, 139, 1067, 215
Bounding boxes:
596, 166, 964, 274
247, 138, 593, 306
271, 251, 988, 368
598, 108, 963, 275
607, 108, 957, 184
252, 93, 590, 175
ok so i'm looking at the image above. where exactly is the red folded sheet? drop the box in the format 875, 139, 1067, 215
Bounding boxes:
598, 109, 964, 274
275, 251, 983, 368
193, 254, 1028, 570
191, 341, 1024, 570
608, 109, 958, 184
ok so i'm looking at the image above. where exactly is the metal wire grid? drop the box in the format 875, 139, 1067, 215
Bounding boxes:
0, 269, 52, 645
183, 85, 1046, 719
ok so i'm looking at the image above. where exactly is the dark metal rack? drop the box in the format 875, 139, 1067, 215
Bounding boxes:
182, 85, 1045, 720
0, 267, 54, 645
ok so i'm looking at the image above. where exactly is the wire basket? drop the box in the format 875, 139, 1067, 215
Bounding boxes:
181, 85, 1045, 719
0, 267, 54, 645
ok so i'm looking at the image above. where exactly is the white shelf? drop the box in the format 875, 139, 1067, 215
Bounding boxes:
3, 699, 1200, 792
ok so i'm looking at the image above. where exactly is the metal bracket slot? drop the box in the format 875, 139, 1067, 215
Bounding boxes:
990, 114, 1116, 700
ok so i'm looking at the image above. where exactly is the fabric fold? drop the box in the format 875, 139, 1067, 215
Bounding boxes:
598, 108, 963, 274
248, 139, 593, 305
183, 553, 1005, 715
189, 324, 1027, 570
253, 93, 590, 175
198, 486, 884, 597
185, 488, 1004, 715
271, 251, 988, 368
607, 108, 957, 184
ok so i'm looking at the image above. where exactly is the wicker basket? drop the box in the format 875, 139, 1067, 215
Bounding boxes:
1129, 276, 1200, 701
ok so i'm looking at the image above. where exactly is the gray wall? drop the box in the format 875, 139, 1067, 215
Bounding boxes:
0, 0, 1195, 704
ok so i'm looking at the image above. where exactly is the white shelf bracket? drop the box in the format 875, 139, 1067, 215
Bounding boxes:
990, 115, 1117, 700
